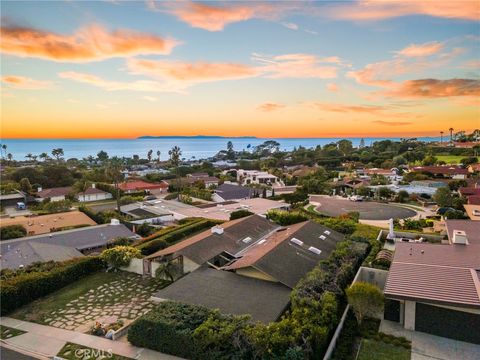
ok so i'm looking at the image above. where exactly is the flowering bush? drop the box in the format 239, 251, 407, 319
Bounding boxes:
100, 246, 141, 269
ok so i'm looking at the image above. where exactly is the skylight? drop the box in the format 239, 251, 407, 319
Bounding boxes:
290, 237, 304, 246
319, 235, 326, 240
308, 246, 321, 255
324, 230, 331, 235
258, 239, 267, 245
242, 237, 252, 243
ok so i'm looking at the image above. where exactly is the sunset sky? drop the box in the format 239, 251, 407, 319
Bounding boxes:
1, 0, 479, 139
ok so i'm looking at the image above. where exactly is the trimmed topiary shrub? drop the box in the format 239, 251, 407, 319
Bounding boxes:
0, 224, 27, 240
229, 209, 254, 220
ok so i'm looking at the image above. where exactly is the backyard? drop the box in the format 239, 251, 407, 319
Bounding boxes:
10, 270, 167, 333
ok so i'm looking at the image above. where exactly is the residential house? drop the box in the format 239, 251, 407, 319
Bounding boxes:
463, 205, 480, 221
468, 163, 480, 173
0, 190, 26, 208
411, 166, 469, 179
185, 173, 220, 187
383, 230, 480, 344
1, 221, 138, 269
36, 186, 72, 202
76, 184, 112, 202
212, 183, 256, 202
118, 180, 169, 194
445, 219, 480, 244
147, 215, 343, 322
236, 169, 282, 186
363, 168, 401, 182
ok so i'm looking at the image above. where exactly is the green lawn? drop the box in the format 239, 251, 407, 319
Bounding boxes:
57, 342, 132, 360
357, 339, 411, 360
435, 155, 467, 164
0, 325, 26, 339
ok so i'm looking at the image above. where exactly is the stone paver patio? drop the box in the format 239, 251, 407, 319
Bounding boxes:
41, 273, 160, 332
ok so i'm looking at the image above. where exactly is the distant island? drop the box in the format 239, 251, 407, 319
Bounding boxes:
137, 135, 257, 139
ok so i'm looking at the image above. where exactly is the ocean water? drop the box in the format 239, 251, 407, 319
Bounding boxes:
0, 137, 441, 161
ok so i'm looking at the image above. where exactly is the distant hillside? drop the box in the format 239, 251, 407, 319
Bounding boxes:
137, 135, 257, 139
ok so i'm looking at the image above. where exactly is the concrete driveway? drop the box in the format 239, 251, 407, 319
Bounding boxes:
380, 320, 480, 360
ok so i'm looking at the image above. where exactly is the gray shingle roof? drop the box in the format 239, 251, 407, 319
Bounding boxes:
152, 266, 291, 323
1, 224, 136, 254
214, 183, 254, 201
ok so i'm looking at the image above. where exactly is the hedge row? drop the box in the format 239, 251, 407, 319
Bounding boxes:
128, 301, 213, 359
133, 218, 203, 246
0, 256, 104, 315
136, 218, 223, 255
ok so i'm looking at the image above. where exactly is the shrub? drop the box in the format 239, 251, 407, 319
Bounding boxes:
164, 192, 179, 200
346, 282, 384, 325
315, 217, 357, 234
135, 222, 155, 237
1, 224, 27, 240
128, 301, 213, 359
137, 219, 222, 255
266, 210, 308, 226
229, 209, 254, 220
1, 257, 104, 315
100, 246, 141, 269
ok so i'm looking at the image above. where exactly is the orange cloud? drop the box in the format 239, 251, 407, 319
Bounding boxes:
0, 24, 178, 62
348, 46, 462, 87
257, 102, 286, 112
253, 53, 339, 79
127, 58, 258, 83
328, 0, 479, 21
327, 83, 339, 92
1, 75, 53, 89
396, 41, 443, 57
58, 71, 185, 93
372, 120, 413, 126
159, 2, 266, 31
306, 101, 417, 119
383, 79, 480, 98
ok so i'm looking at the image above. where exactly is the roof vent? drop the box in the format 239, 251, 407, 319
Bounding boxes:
452, 230, 468, 245
242, 237, 252, 243
290, 237, 304, 246
211, 225, 224, 235
308, 246, 322, 255
324, 230, 331, 235
258, 239, 267, 245
319, 235, 326, 240
110, 218, 120, 225
473, 209, 480, 216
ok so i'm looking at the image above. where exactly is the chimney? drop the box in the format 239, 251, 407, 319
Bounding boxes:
92, 183, 96, 189
38, 187, 42, 193
211, 225, 224, 235
110, 218, 120, 226
452, 230, 468, 245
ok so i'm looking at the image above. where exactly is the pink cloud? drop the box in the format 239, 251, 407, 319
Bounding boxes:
396, 41, 444, 57
328, 1, 479, 21
327, 83, 339, 92
1, 24, 178, 62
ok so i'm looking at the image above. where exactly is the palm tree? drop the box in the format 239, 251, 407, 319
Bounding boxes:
147, 149, 153, 162
25, 153, 33, 162
1, 144, 7, 159
449, 128, 454, 144
168, 146, 182, 196
105, 157, 124, 212
7, 153, 13, 165
156, 150, 161, 163
440, 131, 444, 145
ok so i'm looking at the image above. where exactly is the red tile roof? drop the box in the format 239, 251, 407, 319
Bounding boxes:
384, 243, 480, 308
36, 186, 72, 198
118, 180, 168, 191
412, 165, 469, 176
